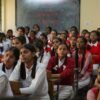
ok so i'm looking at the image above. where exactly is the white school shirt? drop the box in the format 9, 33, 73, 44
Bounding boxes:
37, 51, 51, 69
0, 70, 13, 96
0, 63, 13, 78
3, 39, 11, 52
36, 31, 42, 38
9, 60, 50, 100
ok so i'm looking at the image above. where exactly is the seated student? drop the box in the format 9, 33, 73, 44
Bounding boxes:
88, 30, 100, 75
47, 43, 74, 100
75, 36, 93, 89
0, 47, 20, 78
16, 26, 29, 43
0, 70, 13, 96
0, 33, 11, 54
6, 29, 14, 40
50, 37, 62, 57
12, 36, 26, 50
39, 33, 51, 53
9, 44, 50, 100
48, 30, 57, 48
33, 39, 51, 68
33, 24, 42, 38
69, 36, 77, 57
59, 31, 67, 43
87, 68, 100, 100
28, 30, 37, 43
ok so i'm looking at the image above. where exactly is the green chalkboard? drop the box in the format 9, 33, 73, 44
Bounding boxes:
16, 0, 80, 31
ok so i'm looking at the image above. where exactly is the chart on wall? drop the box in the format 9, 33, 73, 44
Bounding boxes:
16, 0, 80, 31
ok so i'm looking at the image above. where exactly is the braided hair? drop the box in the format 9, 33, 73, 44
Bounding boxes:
20, 44, 37, 80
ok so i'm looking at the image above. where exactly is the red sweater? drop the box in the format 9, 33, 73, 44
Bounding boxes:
47, 56, 75, 85
89, 42, 100, 64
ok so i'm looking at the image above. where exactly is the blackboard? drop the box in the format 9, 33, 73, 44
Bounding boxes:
16, 0, 80, 31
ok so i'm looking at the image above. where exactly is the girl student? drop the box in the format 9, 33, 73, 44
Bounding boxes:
0, 47, 20, 78
9, 44, 50, 100
75, 36, 93, 89
47, 42, 75, 100
12, 36, 26, 50
0, 70, 13, 96
87, 67, 100, 100
50, 37, 62, 57
88, 30, 100, 75
33, 38, 51, 68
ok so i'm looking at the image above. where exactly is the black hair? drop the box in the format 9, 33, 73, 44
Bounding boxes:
20, 44, 37, 79
2, 47, 20, 72
15, 36, 26, 44
7, 29, 13, 33
46, 26, 52, 32
33, 24, 40, 30
17, 26, 25, 33
25, 26, 30, 31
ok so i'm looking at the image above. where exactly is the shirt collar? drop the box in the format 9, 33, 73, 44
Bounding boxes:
89, 42, 98, 46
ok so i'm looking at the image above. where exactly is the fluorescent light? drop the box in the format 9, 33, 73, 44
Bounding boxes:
27, 0, 65, 4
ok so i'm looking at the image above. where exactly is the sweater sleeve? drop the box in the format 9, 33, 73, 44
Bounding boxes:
20, 66, 46, 95
9, 60, 21, 81
60, 58, 75, 79
47, 57, 55, 71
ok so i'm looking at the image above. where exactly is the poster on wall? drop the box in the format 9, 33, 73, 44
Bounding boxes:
16, 0, 80, 31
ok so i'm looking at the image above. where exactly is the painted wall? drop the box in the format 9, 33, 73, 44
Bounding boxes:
80, 0, 100, 31
1, 0, 16, 32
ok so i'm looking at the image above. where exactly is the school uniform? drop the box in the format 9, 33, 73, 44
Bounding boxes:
0, 70, 13, 96
37, 47, 51, 68
36, 31, 42, 38
47, 56, 75, 99
87, 87, 98, 100
78, 51, 93, 89
3, 39, 11, 52
0, 63, 14, 78
9, 60, 50, 100
88, 42, 100, 64
88, 42, 100, 74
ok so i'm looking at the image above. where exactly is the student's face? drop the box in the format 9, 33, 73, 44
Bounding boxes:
85, 33, 90, 41
39, 36, 46, 45
20, 48, 33, 63
12, 39, 23, 50
50, 31, 56, 40
52, 39, 60, 50
60, 34, 66, 41
77, 38, 85, 49
33, 26, 39, 32
16, 29, 24, 36
57, 44, 67, 59
3, 51, 16, 69
70, 37, 76, 47
90, 32, 97, 42
29, 32, 35, 38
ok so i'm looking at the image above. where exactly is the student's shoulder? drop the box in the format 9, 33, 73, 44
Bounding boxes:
0, 63, 3, 70
0, 70, 6, 78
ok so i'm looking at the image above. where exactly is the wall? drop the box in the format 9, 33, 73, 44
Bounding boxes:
1, 0, 15, 32
80, 0, 100, 31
